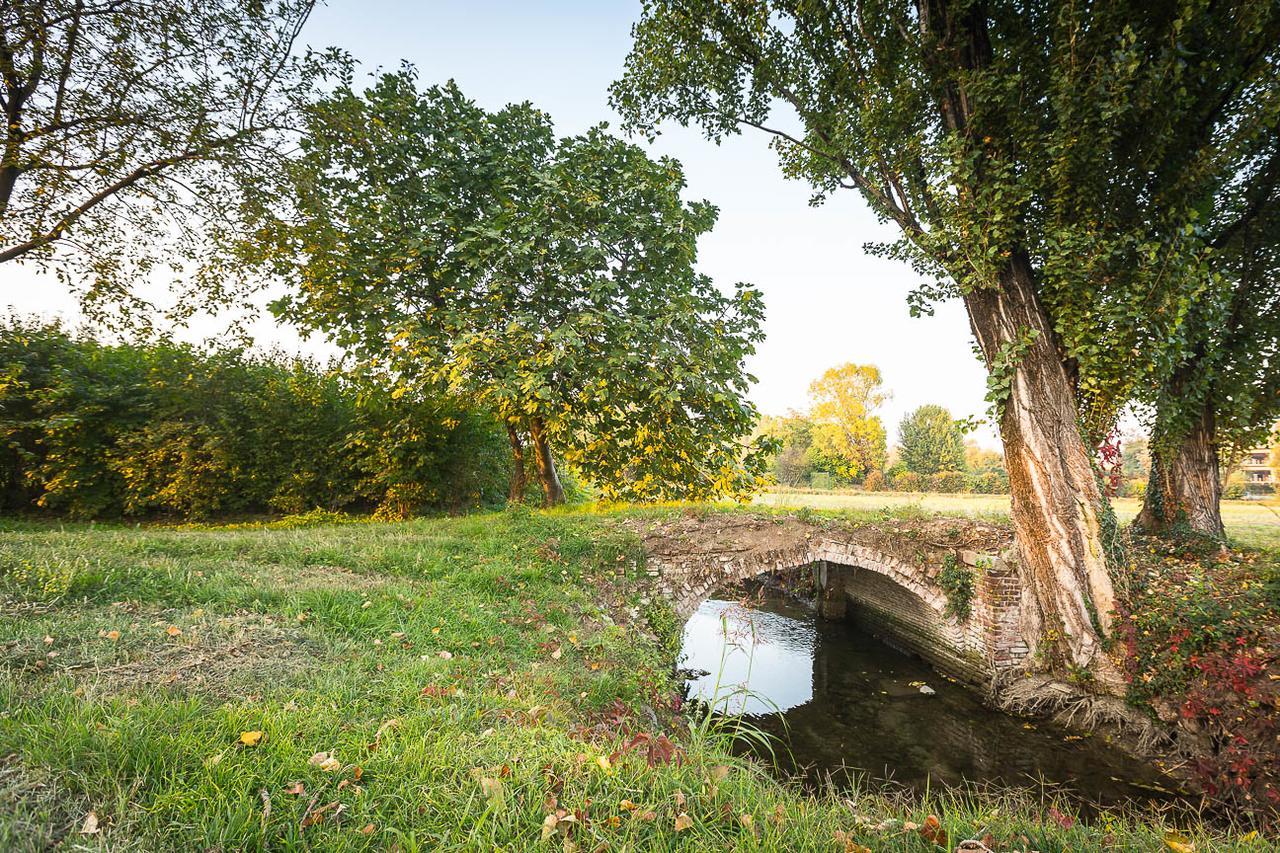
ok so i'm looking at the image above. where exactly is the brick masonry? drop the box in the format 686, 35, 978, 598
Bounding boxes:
650, 525, 1032, 685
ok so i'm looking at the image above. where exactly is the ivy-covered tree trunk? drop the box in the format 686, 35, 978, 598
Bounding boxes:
1137, 405, 1225, 538
528, 417, 565, 507
966, 253, 1122, 687
506, 423, 527, 504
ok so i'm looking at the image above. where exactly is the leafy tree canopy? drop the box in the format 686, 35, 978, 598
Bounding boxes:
611, 0, 1279, 441
249, 69, 772, 503
806, 363, 888, 480
898, 404, 966, 476
0, 0, 327, 323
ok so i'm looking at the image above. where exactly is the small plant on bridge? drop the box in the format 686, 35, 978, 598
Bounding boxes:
939, 554, 976, 622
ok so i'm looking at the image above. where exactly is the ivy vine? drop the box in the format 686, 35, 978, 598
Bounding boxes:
939, 553, 976, 621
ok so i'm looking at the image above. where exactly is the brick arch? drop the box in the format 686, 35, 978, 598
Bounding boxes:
650, 532, 1030, 684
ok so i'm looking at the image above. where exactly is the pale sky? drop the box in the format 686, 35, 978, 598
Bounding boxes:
0, 0, 1000, 449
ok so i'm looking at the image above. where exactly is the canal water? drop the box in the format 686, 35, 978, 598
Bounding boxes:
680, 590, 1178, 806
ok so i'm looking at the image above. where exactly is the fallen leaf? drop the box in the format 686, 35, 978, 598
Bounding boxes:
710, 765, 730, 782
674, 813, 693, 832
284, 782, 305, 795
640, 810, 657, 821
919, 815, 947, 848
359, 823, 375, 835
43, 635, 53, 645
595, 755, 611, 773
239, 730, 264, 747
1164, 831, 1195, 853
80, 811, 100, 835
308, 751, 342, 772
1047, 806, 1075, 830
673, 790, 686, 808
551, 647, 562, 660
165, 625, 182, 637
619, 799, 638, 811
541, 812, 560, 841
106, 630, 121, 641
438, 650, 453, 660
479, 776, 504, 804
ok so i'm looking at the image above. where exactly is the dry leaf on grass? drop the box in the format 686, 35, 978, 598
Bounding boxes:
80, 812, 100, 835
674, 813, 693, 832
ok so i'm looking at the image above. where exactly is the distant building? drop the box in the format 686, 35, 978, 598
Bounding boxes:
1241, 446, 1274, 487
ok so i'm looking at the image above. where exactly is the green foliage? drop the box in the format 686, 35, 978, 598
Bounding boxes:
0, 319, 508, 519
939, 554, 975, 621
0, 0, 326, 321
898, 405, 966, 476
249, 71, 771, 505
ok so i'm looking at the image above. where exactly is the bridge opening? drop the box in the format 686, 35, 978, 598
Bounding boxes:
678, 579, 1178, 809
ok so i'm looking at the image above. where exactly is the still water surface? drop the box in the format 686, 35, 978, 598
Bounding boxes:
681, 592, 1177, 806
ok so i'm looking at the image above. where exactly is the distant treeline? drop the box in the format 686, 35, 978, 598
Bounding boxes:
0, 320, 511, 520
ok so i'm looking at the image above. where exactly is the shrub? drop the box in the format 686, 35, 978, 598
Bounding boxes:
931, 470, 968, 493
968, 470, 1009, 494
891, 470, 926, 492
0, 319, 509, 520
862, 469, 887, 492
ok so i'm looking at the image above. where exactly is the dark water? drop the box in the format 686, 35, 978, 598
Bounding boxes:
681, 591, 1180, 807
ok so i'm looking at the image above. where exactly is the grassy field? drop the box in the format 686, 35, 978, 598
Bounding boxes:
756, 488, 1280, 550
0, 507, 1268, 850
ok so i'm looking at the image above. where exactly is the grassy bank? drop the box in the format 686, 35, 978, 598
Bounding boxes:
0, 507, 1266, 850
756, 488, 1280, 550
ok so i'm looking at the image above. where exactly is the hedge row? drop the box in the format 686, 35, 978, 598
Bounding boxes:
0, 320, 510, 519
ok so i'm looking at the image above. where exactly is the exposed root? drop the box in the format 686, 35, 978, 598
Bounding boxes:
994, 673, 1200, 774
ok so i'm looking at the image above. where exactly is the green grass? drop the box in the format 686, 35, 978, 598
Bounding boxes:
0, 507, 1267, 849
756, 488, 1280, 549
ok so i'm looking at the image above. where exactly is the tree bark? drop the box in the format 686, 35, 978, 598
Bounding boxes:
528, 417, 565, 507
965, 252, 1123, 687
1137, 405, 1225, 537
506, 422, 527, 504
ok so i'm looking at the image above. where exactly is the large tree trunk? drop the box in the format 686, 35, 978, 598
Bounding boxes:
528, 417, 565, 507
506, 422, 527, 504
1137, 405, 1224, 537
965, 252, 1123, 688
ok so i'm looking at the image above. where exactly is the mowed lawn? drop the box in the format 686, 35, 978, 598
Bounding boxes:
0, 507, 1266, 850
756, 489, 1280, 550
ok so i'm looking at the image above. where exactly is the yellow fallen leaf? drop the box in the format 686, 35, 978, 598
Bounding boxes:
674, 812, 693, 832
239, 730, 264, 747
478, 776, 504, 803
165, 625, 182, 637
595, 755, 611, 773
1164, 831, 1195, 853
619, 799, 638, 811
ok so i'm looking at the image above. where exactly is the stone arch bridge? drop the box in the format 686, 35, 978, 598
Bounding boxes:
628, 513, 1031, 685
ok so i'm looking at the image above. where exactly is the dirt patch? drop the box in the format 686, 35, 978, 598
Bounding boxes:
239, 561, 390, 592
4, 609, 328, 702
90, 614, 324, 700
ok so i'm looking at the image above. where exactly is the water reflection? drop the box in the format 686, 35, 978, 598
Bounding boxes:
681, 591, 1178, 806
